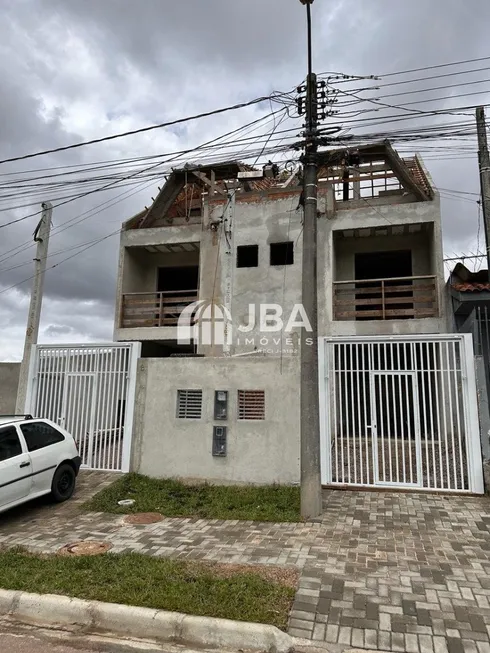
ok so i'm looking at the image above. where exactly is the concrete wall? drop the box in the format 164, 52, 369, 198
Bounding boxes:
333, 231, 432, 280
0, 363, 20, 415
131, 356, 300, 485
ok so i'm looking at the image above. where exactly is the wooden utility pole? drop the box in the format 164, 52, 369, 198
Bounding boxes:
16, 201, 52, 414
299, 0, 322, 519
476, 107, 490, 274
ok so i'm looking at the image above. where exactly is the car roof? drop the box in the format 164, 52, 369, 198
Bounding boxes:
0, 415, 40, 426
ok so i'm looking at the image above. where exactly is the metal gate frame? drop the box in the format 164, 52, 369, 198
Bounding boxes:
318, 334, 484, 494
24, 342, 141, 473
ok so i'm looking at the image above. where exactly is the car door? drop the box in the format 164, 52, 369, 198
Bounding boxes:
19, 421, 66, 495
0, 425, 32, 508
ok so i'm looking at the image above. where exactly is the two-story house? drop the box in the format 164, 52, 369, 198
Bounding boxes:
113, 141, 483, 494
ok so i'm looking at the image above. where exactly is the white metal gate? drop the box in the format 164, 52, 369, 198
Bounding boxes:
319, 335, 484, 493
25, 343, 141, 472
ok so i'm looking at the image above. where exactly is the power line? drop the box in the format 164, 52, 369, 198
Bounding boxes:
0, 91, 294, 167
378, 55, 490, 79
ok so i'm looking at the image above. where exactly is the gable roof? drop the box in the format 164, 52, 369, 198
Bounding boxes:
124, 141, 435, 230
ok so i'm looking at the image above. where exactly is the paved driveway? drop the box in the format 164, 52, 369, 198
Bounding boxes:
1, 472, 490, 653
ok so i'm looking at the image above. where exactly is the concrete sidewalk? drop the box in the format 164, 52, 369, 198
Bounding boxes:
1, 472, 490, 652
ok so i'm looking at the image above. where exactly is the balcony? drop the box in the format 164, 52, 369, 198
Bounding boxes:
333, 275, 438, 321
121, 290, 198, 328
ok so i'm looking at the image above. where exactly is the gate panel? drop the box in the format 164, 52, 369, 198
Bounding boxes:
320, 335, 484, 493
25, 342, 141, 472
372, 372, 422, 488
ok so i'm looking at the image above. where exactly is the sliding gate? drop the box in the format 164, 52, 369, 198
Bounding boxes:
319, 335, 484, 493
25, 343, 141, 472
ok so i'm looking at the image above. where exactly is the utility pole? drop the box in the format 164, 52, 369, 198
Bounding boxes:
16, 201, 52, 414
476, 107, 490, 274
298, 0, 322, 519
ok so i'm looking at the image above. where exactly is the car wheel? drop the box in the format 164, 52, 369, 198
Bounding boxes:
51, 464, 76, 503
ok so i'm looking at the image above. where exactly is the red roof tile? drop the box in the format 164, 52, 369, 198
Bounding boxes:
452, 282, 490, 292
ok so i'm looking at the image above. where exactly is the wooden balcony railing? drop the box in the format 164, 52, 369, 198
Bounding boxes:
333, 275, 439, 321
121, 290, 198, 328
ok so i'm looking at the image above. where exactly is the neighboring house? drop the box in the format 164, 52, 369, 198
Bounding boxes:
449, 263, 490, 474
110, 140, 485, 493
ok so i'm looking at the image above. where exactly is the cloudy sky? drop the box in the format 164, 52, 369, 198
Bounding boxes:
0, 0, 489, 360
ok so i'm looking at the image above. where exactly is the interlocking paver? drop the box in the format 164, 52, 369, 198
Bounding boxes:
1, 476, 490, 647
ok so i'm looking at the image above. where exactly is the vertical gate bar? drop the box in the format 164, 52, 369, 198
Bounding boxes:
46, 349, 55, 419
391, 344, 399, 484
406, 372, 414, 485
355, 344, 363, 484
99, 349, 111, 469
399, 371, 407, 485
103, 349, 116, 469
439, 342, 451, 489
446, 342, 458, 489
37, 350, 46, 418
44, 349, 54, 421
112, 347, 123, 470
110, 347, 120, 469
368, 342, 376, 486
52, 349, 61, 426
35, 350, 44, 417
381, 342, 388, 483
39, 350, 50, 418
121, 346, 130, 470
93, 350, 103, 470
94, 350, 106, 470
75, 365, 85, 463
119, 346, 129, 471
418, 343, 430, 489
346, 344, 352, 483
452, 341, 465, 489
432, 342, 444, 489
349, 343, 357, 484
95, 350, 107, 470
112, 347, 121, 470
362, 344, 370, 485
339, 344, 345, 484
426, 342, 437, 490
332, 344, 338, 484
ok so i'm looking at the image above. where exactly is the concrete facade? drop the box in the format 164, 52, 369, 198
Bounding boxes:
114, 165, 446, 351
0, 362, 20, 415
112, 151, 451, 485
131, 356, 300, 484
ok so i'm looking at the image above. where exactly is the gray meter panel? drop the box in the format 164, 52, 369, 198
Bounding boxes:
212, 425, 227, 456
214, 390, 228, 420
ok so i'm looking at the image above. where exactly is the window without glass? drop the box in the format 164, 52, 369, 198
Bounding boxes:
236, 245, 259, 268
270, 242, 294, 266
177, 390, 203, 419
0, 426, 22, 461
20, 422, 65, 452
237, 390, 265, 420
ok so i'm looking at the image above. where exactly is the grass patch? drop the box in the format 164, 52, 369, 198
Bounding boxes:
0, 549, 295, 630
84, 473, 301, 522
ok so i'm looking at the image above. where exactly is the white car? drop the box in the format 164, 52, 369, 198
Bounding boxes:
0, 415, 81, 515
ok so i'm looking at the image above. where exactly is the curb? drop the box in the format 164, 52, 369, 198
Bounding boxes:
0, 588, 294, 652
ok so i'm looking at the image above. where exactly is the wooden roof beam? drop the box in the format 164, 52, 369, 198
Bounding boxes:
384, 140, 429, 201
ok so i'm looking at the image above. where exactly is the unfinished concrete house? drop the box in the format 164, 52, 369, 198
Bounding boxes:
106, 141, 482, 492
